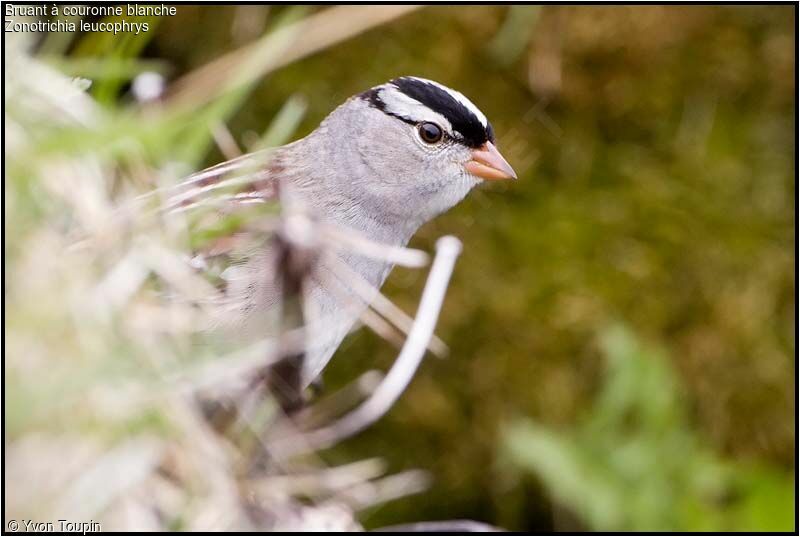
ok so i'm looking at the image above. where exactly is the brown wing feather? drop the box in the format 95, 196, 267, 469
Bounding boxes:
166, 148, 283, 214
171, 149, 286, 268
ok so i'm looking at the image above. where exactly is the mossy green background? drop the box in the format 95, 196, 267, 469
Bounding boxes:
143, 5, 794, 531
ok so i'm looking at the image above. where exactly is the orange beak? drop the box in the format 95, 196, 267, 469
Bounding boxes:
465, 141, 517, 181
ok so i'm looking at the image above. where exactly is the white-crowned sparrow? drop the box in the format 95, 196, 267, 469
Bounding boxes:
172, 77, 516, 393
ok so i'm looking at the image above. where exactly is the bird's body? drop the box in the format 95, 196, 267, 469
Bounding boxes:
175, 77, 515, 388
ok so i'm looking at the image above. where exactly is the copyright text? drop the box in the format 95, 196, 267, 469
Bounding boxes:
6, 519, 101, 533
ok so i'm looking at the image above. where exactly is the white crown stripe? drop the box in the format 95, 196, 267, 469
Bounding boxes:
378, 86, 454, 133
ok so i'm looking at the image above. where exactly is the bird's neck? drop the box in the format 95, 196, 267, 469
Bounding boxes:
285, 132, 425, 247
272, 158, 405, 295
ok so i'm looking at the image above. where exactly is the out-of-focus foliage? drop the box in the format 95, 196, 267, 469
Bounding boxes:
5, 7, 426, 531
503, 325, 794, 532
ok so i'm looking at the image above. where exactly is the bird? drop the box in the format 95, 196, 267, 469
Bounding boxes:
170, 76, 516, 402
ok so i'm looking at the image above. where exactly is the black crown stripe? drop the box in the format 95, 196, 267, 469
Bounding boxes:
361, 78, 494, 148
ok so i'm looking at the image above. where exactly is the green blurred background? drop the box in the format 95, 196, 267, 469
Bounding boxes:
153, 4, 795, 531
20, 4, 798, 532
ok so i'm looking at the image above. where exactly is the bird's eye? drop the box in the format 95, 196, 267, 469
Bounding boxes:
418, 122, 443, 144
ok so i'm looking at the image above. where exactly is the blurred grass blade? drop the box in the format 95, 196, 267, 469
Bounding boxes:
166, 5, 421, 109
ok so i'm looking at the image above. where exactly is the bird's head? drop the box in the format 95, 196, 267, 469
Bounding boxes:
317, 77, 516, 226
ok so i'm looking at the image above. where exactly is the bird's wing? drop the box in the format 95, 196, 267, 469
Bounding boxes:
165, 148, 283, 215
165, 148, 287, 267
